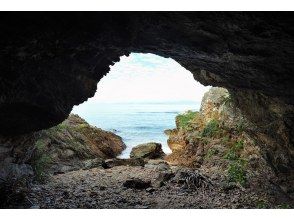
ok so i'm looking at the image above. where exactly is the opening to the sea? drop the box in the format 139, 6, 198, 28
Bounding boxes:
72, 53, 210, 158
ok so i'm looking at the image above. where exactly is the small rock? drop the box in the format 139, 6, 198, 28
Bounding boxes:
99, 186, 106, 190
123, 179, 151, 189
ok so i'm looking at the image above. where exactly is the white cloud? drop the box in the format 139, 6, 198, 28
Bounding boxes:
79, 53, 210, 104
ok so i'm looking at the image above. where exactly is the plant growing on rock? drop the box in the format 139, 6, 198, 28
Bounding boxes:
205, 147, 219, 159
227, 159, 247, 186
201, 119, 220, 137
220, 94, 233, 106
31, 139, 52, 182
175, 110, 198, 130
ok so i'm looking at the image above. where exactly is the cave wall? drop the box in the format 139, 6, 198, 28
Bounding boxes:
0, 12, 293, 173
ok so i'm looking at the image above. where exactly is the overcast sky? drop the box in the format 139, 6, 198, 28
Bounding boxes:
75, 53, 210, 104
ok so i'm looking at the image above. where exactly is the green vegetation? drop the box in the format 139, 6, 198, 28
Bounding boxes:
205, 147, 219, 159
236, 120, 246, 133
227, 159, 247, 186
276, 204, 291, 209
234, 140, 244, 150
32, 139, 52, 182
34, 154, 51, 182
221, 135, 230, 144
201, 119, 220, 137
77, 123, 88, 130
35, 139, 47, 151
224, 148, 238, 160
256, 200, 269, 209
224, 140, 244, 160
176, 110, 198, 130
55, 122, 67, 131
223, 139, 247, 186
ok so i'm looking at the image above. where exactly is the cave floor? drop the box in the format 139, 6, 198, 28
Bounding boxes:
27, 165, 290, 209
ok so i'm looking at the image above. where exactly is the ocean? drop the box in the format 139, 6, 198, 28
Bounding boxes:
72, 102, 200, 158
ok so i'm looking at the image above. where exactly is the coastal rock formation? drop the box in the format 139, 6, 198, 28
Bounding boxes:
0, 114, 126, 182
0, 12, 293, 207
130, 142, 165, 159
166, 87, 293, 201
0, 12, 293, 176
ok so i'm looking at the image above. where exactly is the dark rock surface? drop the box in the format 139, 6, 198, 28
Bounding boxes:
103, 158, 146, 169
123, 178, 151, 190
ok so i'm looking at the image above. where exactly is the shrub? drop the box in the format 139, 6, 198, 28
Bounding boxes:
227, 160, 247, 186
176, 110, 198, 130
201, 119, 219, 137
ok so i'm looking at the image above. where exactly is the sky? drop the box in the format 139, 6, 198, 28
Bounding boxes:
75, 53, 210, 105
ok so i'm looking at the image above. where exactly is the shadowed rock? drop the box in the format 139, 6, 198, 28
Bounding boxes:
123, 178, 151, 189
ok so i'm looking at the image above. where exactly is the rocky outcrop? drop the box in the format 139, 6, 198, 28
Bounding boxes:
130, 142, 165, 159
0, 114, 126, 182
165, 87, 293, 201
0, 114, 126, 207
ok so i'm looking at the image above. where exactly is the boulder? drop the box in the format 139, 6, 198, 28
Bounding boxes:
130, 142, 165, 159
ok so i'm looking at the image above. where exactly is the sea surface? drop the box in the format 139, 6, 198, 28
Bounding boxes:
72, 102, 200, 158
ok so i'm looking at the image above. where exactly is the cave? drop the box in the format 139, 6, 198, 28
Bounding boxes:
0, 12, 294, 208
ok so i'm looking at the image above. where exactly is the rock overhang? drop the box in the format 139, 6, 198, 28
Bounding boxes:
0, 12, 293, 146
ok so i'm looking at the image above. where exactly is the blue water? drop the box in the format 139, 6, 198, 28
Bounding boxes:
72, 102, 200, 158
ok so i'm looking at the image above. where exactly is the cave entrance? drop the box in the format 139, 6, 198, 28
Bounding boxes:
72, 53, 210, 158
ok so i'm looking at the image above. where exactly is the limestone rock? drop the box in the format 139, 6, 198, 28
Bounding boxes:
130, 142, 165, 159
200, 87, 248, 129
